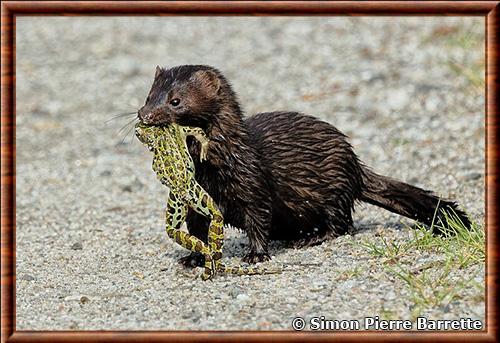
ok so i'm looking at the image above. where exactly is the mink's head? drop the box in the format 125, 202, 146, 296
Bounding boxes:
138, 65, 231, 129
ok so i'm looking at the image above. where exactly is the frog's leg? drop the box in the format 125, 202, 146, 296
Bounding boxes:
220, 264, 282, 276
186, 182, 224, 271
185, 183, 283, 277
182, 127, 209, 162
165, 191, 215, 280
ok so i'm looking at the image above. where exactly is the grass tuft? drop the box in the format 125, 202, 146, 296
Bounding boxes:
359, 209, 485, 319
444, 28, 485, 95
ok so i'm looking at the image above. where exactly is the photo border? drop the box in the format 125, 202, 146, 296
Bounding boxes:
1, 1, 498, 342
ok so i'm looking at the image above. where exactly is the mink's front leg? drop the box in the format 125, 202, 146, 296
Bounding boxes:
178, 252, 205, 268
241, 204, 272, 264
243, 229, 271, 264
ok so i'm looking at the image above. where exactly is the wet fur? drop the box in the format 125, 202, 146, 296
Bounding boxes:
138, 65, 472, 264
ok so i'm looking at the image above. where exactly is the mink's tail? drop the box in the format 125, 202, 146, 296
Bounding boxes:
360, 168, 472, 232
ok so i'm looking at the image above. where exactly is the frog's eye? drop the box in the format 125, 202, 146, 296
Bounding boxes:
169, 98, 181, 107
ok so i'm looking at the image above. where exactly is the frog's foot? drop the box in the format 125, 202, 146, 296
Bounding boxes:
200, 268, 216, 281
199, 141, 209, 162
242, 251, 271, 264
200, 255, 217, 281
178, 252, 205, 268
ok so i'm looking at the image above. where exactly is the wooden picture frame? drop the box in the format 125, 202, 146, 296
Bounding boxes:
1, 1, 498, 342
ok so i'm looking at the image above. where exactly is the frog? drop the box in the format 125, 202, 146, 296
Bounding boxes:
135, 122, 281, 280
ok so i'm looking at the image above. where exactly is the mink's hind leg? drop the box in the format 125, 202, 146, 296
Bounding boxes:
292, 208, 354, 248
292, 229, 336, 248
324, 206, 355, 237
178, 209, 208, 268
242, 215, 271, 264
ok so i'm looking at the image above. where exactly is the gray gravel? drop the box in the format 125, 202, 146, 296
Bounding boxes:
16, 17, 484, 330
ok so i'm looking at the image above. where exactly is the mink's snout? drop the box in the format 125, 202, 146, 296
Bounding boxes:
137, 107, 153, 124
137, 106, 170, 126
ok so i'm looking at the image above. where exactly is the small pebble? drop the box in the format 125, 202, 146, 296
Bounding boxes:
465, 172, 482, 181
20, 274, 35, 281
236, 294, 250, 302
79, 296, 90, 304
70, 242, 83, 250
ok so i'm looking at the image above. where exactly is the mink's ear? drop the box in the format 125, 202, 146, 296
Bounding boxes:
192, 70, 221, 96
155, 65, 162, 79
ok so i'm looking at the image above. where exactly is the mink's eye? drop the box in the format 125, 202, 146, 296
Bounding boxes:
170, 98, 180, 107
146, 95, 150, 103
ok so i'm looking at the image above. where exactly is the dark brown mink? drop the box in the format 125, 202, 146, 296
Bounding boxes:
137, 65, 472, 264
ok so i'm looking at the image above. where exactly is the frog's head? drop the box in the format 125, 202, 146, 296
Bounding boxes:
135, 122, 163, 150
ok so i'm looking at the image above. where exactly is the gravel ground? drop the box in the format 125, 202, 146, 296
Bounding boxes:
15, 17, 485, 330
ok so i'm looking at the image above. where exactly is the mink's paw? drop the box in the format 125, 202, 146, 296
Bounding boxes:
292, 235, 330, 249
178, 252, 205, 268
242, 252, 271, 264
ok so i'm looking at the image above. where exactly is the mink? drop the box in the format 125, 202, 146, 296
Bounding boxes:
137, 65, 472, 264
